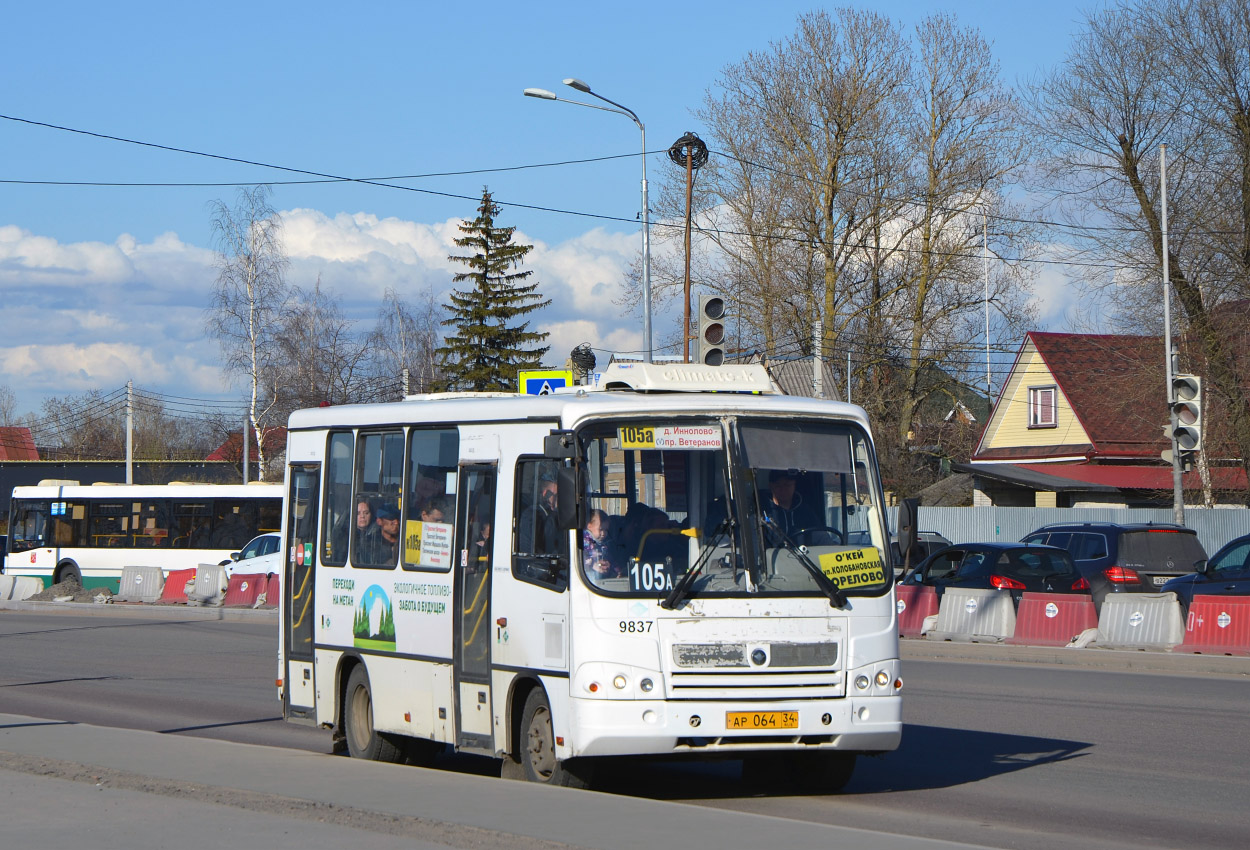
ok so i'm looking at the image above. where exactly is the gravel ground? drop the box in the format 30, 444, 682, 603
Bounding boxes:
25, 579, 114, 604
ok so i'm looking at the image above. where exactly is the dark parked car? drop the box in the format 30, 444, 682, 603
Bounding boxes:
1160, 533, 1250, 613
890, 531, 953, 574
900, 542, 1088, 606
1021, 522, 1208, 611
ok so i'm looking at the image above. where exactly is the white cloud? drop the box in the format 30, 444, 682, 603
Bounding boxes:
0, 211, 648, 415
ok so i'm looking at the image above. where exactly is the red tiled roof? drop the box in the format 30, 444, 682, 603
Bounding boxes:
1019, 462, 1248, 491
0, 426, 40, 461
1028, 332, 1167, 458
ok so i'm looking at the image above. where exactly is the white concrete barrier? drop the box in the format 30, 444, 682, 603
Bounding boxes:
115, 566, 166, 604
1095, 592, 1184, 650
926, 587, 1016, 643
185, 563, 227, 607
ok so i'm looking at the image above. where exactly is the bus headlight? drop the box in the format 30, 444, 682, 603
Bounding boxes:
613, 675, 628, 690
639, 678, 654, 693
875, 670, 890, 687
855, 675, 871, 690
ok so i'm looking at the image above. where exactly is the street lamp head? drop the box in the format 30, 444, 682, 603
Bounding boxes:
523, 88, 557, 100
563, 77, 591, 94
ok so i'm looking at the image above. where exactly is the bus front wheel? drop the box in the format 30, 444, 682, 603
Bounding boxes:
55, 563, 82, 588
343, 666, 404, 763
518, 690, 591, 788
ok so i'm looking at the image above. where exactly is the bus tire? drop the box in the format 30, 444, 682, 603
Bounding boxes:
343, 666, 404, 763
55, 562, 82, 588
518, 689, 591, 788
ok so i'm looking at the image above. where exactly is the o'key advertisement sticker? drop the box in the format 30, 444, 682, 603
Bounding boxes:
1045, 602, 1059, 619
817, 547, 886, 589
897, 598, 907, 614
1218, 611, 1231, 629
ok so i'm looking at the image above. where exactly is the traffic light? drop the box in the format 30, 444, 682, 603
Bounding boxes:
1170, 373, 1202, 453
696, 295, 726, 366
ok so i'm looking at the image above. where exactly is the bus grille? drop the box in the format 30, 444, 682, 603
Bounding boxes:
667, 668, 844, 700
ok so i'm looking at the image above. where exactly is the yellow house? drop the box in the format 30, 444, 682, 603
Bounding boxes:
963, 332, 1193, 508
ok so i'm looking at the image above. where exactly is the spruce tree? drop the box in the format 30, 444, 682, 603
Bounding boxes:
438, 188, 550, 391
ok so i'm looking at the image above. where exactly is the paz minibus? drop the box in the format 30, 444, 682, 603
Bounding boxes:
278, 362, 903, 789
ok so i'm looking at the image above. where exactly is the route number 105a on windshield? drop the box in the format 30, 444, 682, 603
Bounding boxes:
629, 561, 674, 592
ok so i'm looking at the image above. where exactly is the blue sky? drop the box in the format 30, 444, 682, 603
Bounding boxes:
0, 1, 1095, 415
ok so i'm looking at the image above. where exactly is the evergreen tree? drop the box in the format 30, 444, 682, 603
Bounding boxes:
438, 188, 550, 391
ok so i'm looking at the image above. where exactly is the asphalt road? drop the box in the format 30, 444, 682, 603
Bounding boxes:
2, 605, 1248, 849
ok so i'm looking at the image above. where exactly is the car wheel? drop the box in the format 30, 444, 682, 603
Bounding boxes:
343, 666, 404, 763
518, 689, 591, 787
55, 562, 82, 588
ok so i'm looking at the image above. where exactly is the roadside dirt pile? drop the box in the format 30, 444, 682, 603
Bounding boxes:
27, 580, 114, 604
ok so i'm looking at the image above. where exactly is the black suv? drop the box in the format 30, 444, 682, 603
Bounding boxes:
1020, 522, 1207, 611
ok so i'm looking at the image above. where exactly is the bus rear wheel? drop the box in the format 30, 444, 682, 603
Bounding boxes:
55, 563, 82, 588
518, 690, 591, 788
343, 666, 404, 763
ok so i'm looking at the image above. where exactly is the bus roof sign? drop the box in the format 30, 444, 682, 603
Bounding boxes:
592, 362, 777, 394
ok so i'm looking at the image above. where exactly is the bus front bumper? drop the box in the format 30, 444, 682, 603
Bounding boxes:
566, 693, 901, 759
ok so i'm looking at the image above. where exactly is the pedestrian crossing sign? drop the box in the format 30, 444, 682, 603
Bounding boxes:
518, 369, 574, 395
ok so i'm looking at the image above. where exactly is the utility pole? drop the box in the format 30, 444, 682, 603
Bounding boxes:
1161, 144, 1185, 524
125, 380, 133, 484
667, 133, 708, 362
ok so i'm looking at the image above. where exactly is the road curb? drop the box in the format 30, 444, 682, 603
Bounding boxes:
902, 635, 1250, 677
0, 598, 277, 623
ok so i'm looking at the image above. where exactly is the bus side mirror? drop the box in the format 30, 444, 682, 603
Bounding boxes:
556, 466, 578, 531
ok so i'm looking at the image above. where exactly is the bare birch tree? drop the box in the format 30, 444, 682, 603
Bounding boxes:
372, 285, 444, 395
206, 185, 289, 480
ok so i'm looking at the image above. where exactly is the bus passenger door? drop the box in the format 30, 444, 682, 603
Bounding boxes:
453, 465, 496, 751
284, 464, 320, 721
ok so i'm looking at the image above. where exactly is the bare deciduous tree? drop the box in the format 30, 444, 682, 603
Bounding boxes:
1024, 0, 1250, 503
206, 185, 289, 480
372, 285, 444, 395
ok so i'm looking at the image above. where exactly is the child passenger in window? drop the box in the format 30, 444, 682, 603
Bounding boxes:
584, 509, 617, 580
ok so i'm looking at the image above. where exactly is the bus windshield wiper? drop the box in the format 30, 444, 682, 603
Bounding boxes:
762, 516, 848, 608
660, 519, 730, 610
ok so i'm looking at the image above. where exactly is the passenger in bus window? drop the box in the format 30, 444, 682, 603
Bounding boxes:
421, 495, 451, 524
583, 509, 616, 579
369, 504, 401, 565
353, 497, 378, 557
518, 474, 559, 555
211, 510, 251, 549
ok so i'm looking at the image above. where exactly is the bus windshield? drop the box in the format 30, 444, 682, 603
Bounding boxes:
578, 417, 889, 599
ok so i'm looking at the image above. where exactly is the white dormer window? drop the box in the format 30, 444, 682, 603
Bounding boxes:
1029, 386, 1057, 428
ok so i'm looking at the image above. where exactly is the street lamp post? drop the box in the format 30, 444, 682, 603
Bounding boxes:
524, 79, 652, 362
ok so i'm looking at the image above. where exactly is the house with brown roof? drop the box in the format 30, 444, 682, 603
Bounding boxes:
0, 426, 39, 461
961, 332, 1248, 508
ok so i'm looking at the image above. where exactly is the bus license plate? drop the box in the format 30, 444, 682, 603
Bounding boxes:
726, 710, 798, 730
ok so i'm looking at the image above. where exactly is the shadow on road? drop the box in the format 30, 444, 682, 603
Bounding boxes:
410, 723, 1091, 798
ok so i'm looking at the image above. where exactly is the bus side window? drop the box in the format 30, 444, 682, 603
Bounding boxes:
512, 458, 567, 591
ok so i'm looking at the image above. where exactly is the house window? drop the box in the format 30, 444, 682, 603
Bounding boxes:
1029, 386, 1057, 428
